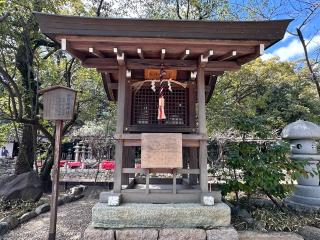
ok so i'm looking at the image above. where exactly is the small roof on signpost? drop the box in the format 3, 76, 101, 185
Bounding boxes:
38, 85, 77, 94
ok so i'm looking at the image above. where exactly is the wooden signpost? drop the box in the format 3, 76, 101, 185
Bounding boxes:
39, 86, 77, 240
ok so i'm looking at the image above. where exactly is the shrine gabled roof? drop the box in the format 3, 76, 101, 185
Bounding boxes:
34, 12, 290, 42
34, 12, 291, 103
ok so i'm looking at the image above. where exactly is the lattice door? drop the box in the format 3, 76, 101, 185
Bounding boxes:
132, 87, 188, 126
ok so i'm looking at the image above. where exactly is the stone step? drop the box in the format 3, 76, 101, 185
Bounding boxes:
294, 185, 320, 198
291, 194, 320, 205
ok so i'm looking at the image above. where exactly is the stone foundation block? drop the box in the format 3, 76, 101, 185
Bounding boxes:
83, 225, 114, 240
207, 227, 239, 240
238, 231, 303, 240
284, 198, 320, 213
116, 229, 158, 240
92, 203, 231, 228
159, 228, 206, 240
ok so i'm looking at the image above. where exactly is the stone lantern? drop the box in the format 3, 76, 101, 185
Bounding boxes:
281, 120, 320, 210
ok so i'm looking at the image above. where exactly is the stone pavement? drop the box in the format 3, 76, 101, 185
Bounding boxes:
2, 199, 95, 240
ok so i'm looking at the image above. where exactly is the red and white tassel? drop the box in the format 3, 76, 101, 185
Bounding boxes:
158, 95, 166, 120
157, 66, 166, 120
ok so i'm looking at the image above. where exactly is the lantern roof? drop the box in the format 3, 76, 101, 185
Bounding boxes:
281, 120, 320, 140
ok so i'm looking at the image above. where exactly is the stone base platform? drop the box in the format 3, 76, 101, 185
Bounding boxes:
284, 197, 320, 213
92, 203, 231, 229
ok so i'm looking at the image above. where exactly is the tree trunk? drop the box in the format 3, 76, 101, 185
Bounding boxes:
40, 148, 54, 192
15, 124, 37, 174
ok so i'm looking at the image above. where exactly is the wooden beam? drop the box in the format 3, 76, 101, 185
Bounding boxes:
180, 49, 190, 60
204, 49, 214, 59
113, 47, 121, 56
58, 35, 266, 46
173, 169, 177, 194
188, 148, 198, 185
146, 169, 150, 194
137, 48, 144, 59
236, 43, 264, 64
110, 82, 118, 89
82, 58, 118, 69
97, 68, 119, 73
101, 72, 115, 101
216, 50, 237, 61
115, 133, 208, 140
114, 47, 125, 65
259, 43, 265, 55
206, 75, 217, 103
88, 47, 105, 58
60, 38, 86, 61
205, 71, 224, 76
190, 71, 197, 80
127, 59, 196, 70
199, 54, 208, 67
82, 58, 240, 71
126, 70, 131, 78
161, 48, 166, 60
61, 38, 67, 50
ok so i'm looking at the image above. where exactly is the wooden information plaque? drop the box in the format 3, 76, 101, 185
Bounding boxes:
141, 133, 183, 169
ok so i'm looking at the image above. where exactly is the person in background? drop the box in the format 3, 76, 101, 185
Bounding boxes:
1, 146, 9, 158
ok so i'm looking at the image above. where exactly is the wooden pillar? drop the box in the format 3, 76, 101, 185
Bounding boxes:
197, 65, 208, 193
182, 147, 188, 180
122, 147, 130, 185
114, 65, 126, 192
189, 148, 198, 185
122, 147, 135, 185
48, 120, 63, 240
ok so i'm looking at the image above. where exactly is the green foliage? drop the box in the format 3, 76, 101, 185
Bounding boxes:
221, 140, 306, 199
207, 58, 320, 137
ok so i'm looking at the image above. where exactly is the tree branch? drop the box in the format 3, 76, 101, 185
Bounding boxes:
33, 39, 58, 50
0, 65, 23, 117
297, 28, 320, 99
176, 0, 183, 19
0, 12, 10, 23
96, 0, 104, 17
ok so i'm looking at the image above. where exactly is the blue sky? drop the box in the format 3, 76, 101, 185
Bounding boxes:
249, 1, 320, 62
84, 0, 319, 62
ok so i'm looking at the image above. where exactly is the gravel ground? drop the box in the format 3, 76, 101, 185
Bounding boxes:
2, 187, 103, 240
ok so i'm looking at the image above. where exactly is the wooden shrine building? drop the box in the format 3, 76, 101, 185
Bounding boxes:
35, 13, 290, 206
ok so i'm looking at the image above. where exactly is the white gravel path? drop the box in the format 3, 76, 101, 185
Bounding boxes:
2, 190, 99, 240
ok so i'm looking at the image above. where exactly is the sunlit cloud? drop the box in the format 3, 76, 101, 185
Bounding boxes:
261, 34, 320, 61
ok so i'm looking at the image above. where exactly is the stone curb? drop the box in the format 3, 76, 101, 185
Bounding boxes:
238, 231, 304, 240
83, 226, 237, 240
0, 193, 84, 236
298, 225, 320, 240
82, 226, 310, 240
